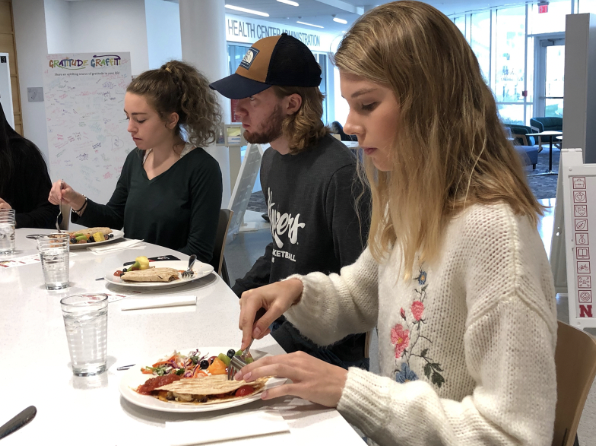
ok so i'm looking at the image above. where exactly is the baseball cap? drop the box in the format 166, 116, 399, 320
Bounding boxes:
210, 33, 322, 99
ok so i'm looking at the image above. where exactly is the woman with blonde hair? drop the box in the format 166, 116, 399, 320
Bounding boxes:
235, 2, 557, 445
49, 61, 223, 262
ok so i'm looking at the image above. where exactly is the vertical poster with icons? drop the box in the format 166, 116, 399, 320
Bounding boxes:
42, 53, 132, 205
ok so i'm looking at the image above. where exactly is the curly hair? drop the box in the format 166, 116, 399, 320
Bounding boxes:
272, 86, 328, 153
126, 60, 222, 147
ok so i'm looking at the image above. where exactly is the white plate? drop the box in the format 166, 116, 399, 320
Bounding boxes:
69, 229, 125, 249
104, 260, 214, 288
119, 347, 284, 413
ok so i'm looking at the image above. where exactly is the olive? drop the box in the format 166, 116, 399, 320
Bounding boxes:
108, 233, 114, 239
88, 235, 95, 243
70, 237, 77, 244
199, 359, 209, 370
227, 349, 235, 358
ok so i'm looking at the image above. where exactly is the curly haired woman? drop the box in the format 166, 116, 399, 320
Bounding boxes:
235, 2, 557, 445
49, 61, 223, 262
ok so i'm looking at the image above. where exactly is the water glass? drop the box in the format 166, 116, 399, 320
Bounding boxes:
60, 294, 108, 377
37, 233, 69, 290
0, 209, 15, 254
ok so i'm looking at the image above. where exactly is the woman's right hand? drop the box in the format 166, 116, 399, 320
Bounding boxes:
48, 180, 85, 209
239, 278, 304, 349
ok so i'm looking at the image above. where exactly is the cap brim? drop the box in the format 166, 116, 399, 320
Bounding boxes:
209, 74, 271, 99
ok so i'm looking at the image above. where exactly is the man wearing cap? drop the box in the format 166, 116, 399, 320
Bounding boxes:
210, 34, 370, 370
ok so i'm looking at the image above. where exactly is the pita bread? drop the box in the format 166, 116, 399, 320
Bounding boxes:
69, 227, 112, 237
121, 267, 180, 282
154, 374, 271, 405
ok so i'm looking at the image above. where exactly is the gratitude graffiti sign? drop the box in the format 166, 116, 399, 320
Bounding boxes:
49, 54, 122, 70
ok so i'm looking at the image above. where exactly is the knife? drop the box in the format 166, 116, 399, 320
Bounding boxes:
0, 406, 37, 440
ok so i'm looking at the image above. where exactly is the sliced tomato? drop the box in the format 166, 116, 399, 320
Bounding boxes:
235, 385, 254, 397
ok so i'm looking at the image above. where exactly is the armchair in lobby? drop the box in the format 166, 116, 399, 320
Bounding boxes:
504, 124, 540, 170
530, 117, 563, 149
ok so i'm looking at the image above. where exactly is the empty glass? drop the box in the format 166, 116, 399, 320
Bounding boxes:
0, 209, 15, 254
37, 233, 69, 290
61, 294, 108, 376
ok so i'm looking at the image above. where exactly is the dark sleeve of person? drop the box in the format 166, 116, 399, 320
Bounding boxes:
179, 158, 223, 262
71, 156, 131, 229
326, 165, 371, 267
231, 241, 274, 298
231, 150, 274, 297
14, 146, 59, 229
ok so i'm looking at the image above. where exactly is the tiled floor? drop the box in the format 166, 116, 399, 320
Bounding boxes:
225, 204, 596, 445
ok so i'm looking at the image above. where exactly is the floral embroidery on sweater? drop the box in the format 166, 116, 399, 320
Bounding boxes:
391, 268, 446, 388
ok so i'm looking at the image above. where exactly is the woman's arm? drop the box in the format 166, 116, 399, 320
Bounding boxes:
179, 156, 222, 262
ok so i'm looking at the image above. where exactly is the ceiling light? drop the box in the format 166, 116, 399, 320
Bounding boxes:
277, 0, 299, 6
225, 4, 269, 17
333, 17, 347, 24
297, 21, 324, 28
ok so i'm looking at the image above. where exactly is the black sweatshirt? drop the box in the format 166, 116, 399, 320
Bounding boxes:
232, 135, 371, 361
73, 147, 222, 263
3, 139, 59, 229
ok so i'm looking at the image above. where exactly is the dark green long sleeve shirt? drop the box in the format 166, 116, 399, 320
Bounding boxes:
72, 147, 222, 263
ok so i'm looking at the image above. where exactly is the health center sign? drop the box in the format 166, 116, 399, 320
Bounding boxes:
225, 14, 336, 52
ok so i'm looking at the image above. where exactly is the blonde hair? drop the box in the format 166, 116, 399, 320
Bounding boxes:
334, 1, 542, 278
272, 86, 328, 153
127, 60, 222, 147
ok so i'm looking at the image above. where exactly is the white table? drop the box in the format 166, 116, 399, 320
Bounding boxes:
0, 229, 364, 445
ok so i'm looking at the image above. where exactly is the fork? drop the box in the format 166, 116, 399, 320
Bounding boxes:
227, 339, 253, 380
181, 254, 196, 279
55, 180, 63, 233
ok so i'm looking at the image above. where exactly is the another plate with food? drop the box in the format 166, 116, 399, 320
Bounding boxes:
68, 227, 124, 249
104, 258, 214, 288
118, 347, 284, 413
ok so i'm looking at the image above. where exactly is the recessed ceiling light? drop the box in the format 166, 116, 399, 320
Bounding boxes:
333, 17, 347, 24
277, 0, 299, 6
297, 21, 324, 28
225, 4, 269, 17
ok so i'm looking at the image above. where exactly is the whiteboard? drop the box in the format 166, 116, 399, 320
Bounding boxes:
558, 148, 596, 329
42, 53, 132, 205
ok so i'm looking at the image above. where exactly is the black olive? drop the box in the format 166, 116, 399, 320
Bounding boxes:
227, 349, 235, 358
200, 359, 209, 370
89, 235, 95, 243
70, 237, 77, 244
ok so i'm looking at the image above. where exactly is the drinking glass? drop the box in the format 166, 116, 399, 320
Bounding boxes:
0, 209, 15, 254
60, 294, 108, 377
37, 233, 69, 290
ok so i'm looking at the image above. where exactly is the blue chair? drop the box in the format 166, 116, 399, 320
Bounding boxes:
530, 117, 563, 149
504, 124, 539, 170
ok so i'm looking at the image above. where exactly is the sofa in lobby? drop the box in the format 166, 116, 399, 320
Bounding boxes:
504, 124, 540, 170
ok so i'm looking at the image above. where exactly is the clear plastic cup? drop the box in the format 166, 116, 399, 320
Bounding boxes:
37, 233, 69, 290
60, 294, 108, 377
0, 209, 16, 254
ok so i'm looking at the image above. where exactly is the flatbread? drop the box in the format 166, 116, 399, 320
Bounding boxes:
154, 374, 271, 405
121, 267, 179, 282
69, 227, 112, 237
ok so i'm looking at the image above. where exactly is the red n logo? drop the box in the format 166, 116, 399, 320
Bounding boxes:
580, 305, 593, 318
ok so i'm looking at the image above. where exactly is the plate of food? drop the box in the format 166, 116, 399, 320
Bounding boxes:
119, 347, 283, 412
68, 227, 124, 249
104, 258, 214, 288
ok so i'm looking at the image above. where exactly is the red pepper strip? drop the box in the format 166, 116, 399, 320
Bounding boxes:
141, 367, 154, 375
152, 354, 176, 368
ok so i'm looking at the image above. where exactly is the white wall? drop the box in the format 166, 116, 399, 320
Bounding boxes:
44, 0, 71, 54
12, 0, 51, 163
145, 0, 182, 69
68, 0, 149, 76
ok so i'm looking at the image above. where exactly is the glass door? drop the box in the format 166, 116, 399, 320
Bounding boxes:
534, 35, 565, 118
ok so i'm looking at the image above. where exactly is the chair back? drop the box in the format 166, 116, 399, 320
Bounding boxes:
59, 203, 71, 230
531, 117, 563, 133
552, 321, 596, 446
211, 209, 233, 285
505, 124, 537, 146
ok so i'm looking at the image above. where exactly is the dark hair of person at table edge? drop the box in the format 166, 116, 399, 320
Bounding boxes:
0, 102, 59, 229
49, 60, 223, 263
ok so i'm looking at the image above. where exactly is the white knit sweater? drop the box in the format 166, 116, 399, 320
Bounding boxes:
285, 203, 557, 446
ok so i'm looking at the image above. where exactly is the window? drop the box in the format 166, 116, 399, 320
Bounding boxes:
454, 16, 466, 37
494, 6, 526, 104
471, 12, 491, 83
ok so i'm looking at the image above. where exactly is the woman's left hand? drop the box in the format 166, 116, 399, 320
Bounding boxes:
0, 198, 12, 210
234, 351, 348, 407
